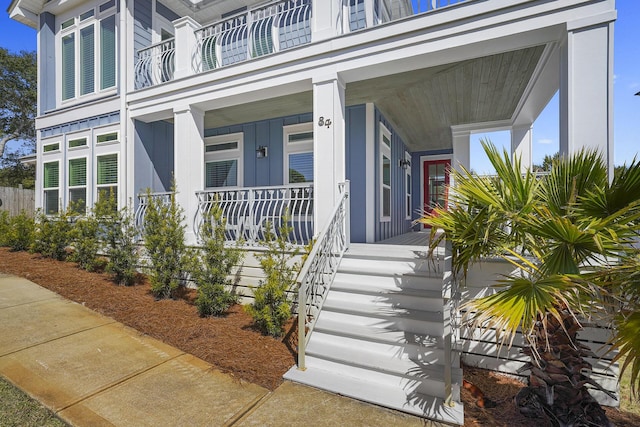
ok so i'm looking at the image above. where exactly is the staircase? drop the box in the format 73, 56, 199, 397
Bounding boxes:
285, 242, 464, 425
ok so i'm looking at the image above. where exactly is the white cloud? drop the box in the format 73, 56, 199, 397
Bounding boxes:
538, 138, 554, 145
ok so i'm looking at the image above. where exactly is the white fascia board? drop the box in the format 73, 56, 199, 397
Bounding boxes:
8, 4, 39, 29
36, 98, 121, 130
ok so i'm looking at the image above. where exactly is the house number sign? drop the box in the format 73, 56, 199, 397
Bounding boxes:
318, 116, 332, 129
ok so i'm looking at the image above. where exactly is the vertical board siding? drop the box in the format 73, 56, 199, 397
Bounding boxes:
345, 105, 367, 243
156, 1, 179, 22
134, 119, 174, 194
374, 107, 411, 242
134, 0, 152, 59
39, 13, 56, 114
0, 187, 35, 216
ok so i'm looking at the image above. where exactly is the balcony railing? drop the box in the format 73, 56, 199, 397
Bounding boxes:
134, 191, 173, 235
134, 39, 176, 89
194, 183, 314, 246
192, 0, 311, 74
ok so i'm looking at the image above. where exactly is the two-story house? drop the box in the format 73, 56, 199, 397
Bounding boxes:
9, 0, 617, 424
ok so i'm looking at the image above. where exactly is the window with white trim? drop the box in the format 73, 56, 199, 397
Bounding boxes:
283, 124, 313, 184
204, 133, 243, 188
68, 136, 87, 148
68, 157, 87, 213
43, 142, 60, 153
60, 1, 117, 102
43, 161, 60, 215
96, 131, 119, 144
404, 152, 411, 220
380, 123, 392, 221
97, 153, 118, 204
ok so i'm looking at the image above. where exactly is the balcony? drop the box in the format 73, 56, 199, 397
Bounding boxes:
133, 0, 472, 89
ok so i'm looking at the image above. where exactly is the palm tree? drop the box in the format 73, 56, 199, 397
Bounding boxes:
420, 141, 640, 426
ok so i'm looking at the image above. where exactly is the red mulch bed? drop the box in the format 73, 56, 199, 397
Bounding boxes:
1, 248, 638, 426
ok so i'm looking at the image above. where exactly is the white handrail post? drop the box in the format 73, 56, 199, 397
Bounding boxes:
442, 239, 454, 407
298, 280, 307, 370
344, 180, 350, 249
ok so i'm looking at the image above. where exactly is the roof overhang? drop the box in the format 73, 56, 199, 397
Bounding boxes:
7, 0, 41, 29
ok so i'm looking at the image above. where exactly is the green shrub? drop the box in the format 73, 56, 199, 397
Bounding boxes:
246, 212, 300, 337
69, 214, 101, 272
6, 211, 35, 251
190, 203, 243, 316
100, 194, 139, 286
32, 208, 73, 260
0, 211, 9, 246
142, 183, 189, 299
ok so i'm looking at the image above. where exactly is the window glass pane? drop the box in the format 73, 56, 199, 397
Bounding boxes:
80, 10, 94, 21
69, 137, 87, 148
383, 187, 390, 217
289, 152, 313, 183
97, 154, 118, 184
100, 0, 116, 12
383, 155, 390, 186
61, 18, 74, 30
62, 34, 75, 100
69, 158, 87, 186
382, 133, 391, 148
69, 188, 87, 212
288, 131, 313, 143
98, 186, 118, 204
205, 160, 237, 188
43, 162, 59, 188
43, 143, 60, 152
100, 15, 116, 90
205, 141, 238, 152
80, 25, 95, 95
44, 189, 59, 214
97, 132, 118, 143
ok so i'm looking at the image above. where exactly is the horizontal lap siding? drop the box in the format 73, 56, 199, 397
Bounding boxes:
459, 260, 620, 406
134, 0, 152, 61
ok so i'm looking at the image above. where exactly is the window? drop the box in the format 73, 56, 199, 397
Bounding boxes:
284, 125, 313, 184
43, 142, 60, 153
96, 131, 118, 144
68, 137, 87, 148
204, 134, 243, 188
380, 123, 391, 221
68, 157, 87, 213
404, 152, 411, 220
60, 2, 116, 102
43, 161, 60, 214
97, 153, 118, 204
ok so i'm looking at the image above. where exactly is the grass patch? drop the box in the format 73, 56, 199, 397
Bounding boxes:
619, 357, 640, 416
0, 376, 67, 427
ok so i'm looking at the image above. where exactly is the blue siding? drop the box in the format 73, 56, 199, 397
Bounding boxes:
374, 107, 412, 242
410, 149, 452, 221
134, 0, 152, 58
156, 1, 179, 22
39, 13, 56, 114
205, 113, 312, 187
134, 120, 174, 194
41, 112, 120, 137
345, 105, 367, 243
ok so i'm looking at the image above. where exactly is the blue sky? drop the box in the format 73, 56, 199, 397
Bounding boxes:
1, 1, 638, 168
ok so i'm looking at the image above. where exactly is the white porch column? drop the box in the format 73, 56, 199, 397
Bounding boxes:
173, 105, 204, 245
511, 124, 533, 172
312, 0, 341, 42
313, 74, 346, 232
560, 18, 615, 178
173, 17, 199, 79
451, 128, 470, 190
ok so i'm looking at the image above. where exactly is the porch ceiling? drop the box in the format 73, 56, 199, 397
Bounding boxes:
203, 45, 547, 152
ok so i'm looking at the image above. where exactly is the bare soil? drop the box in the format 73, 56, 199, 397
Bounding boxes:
1, 248, 638, 426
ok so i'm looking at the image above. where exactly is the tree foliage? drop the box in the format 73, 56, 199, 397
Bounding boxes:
0, 149, 35, 188
0, 48, 36, 158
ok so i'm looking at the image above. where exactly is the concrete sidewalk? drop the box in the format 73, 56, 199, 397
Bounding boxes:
0, 274, 434, 426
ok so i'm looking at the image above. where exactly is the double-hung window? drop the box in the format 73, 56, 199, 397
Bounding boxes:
283, 124, 313, 184
43, 161, 60, 215
60, 1, 117, 102
204, 134, 243, 188
97, 153, 118, 203
68, 157, 87, 213
380, 123, 392, 221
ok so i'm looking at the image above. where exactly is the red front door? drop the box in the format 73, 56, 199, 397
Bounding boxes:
423, 159, 451, 225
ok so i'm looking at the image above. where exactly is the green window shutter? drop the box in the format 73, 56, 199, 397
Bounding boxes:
62, 34, 76, 100
97, 154, 117, 185
100, 15, 116, 90
80, 25, 95, 95
69, 158, 87, 186
43, 162, 59, 189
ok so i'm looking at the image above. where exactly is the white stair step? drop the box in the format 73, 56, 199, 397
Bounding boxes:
313, 316, 443, 348
326, 288, 443, 312
332, 271, 443, 293
338, 257, 441, 277
306, 331, 448, 371
317, 309, 445, 337
347, 243, 446, 260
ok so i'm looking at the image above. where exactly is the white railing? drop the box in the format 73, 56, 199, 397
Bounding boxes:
194, 183, 313, 246
134, 192, 173, 235
134, 38, 176, 89
297, 181, 350, 370
193, 0, 312, 73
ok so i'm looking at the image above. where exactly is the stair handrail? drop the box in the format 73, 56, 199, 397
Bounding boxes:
297, 180, 350, 371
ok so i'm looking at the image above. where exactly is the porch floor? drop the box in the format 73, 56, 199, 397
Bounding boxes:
377, 230, 431, 246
